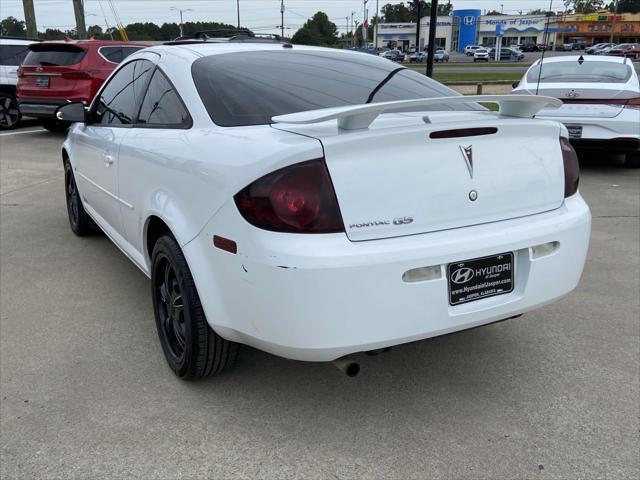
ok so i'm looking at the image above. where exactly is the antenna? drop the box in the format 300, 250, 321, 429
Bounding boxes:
535, 0, 554, 96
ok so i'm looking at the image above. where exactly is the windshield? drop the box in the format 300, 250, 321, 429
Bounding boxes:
526, 60, 633, 83
192, 50, 479, 127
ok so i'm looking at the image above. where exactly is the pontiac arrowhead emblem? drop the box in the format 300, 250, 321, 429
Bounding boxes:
578, 55, 584, 64
459, 145, 473, 178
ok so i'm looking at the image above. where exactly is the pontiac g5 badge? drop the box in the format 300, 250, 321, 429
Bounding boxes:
459, 145, 473, 178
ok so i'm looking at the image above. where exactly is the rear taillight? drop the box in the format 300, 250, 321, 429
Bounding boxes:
234, 159, 344, 233
61, 71, 92, 80
560, 137, 579, 198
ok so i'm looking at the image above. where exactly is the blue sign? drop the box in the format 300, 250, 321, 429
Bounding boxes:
453, 9, 481, 52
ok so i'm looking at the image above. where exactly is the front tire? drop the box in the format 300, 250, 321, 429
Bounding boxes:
64, 161, 97, 236
151, 235, 238, 380
0, 93, 21, 130
41, 118, 70, 133
624, 151, 640, 168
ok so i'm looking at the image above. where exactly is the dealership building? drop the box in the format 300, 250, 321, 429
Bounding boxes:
374, 10, 640, 52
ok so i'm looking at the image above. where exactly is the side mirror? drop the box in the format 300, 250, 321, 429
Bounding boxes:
55, 102, 87, 123
512, 80, 520, 89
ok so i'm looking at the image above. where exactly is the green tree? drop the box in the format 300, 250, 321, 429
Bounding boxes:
87, 24, 104, 39
563, 1, 605, 13
607, 0, 640, 13
40, 28, 66, 40
0, 16, 26, 36
528, 9, 555, 16
159, 22, 181, 40
291, 12, 337, 46
485, 10, 506, 15
381, 3, 413, 22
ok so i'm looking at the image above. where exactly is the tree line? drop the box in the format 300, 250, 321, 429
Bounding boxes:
1, 1, 636, 45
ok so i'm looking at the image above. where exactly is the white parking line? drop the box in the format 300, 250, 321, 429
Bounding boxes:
0, 128, 46, 137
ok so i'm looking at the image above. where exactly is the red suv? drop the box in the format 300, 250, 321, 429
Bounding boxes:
17, 39, 148, 131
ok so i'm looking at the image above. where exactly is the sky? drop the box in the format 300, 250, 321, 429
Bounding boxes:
1, 0, 569, 35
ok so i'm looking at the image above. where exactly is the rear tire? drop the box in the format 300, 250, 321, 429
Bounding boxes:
64, 161, 97, 236
151, 235, 238, 380
41, 118, 70, 133
624, 151, 640, 169
0, 93, 21, 130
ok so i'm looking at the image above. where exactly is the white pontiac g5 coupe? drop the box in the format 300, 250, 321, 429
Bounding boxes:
58, 40, 591, 379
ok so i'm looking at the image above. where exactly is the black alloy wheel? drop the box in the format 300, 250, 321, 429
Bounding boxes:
155, 253, 187, 361
64, 161, 95, 235
151, 235, 238, 380
0, 94, 20, 130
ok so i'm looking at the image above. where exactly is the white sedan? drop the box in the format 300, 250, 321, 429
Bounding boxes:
57, 41, 591, 379
513, 55, 640, 168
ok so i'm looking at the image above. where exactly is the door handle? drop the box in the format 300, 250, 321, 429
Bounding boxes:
104, 154, 114, 166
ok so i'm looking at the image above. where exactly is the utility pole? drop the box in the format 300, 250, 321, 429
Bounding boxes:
170, 7, 193, 37
415, 0, 421, 51
72, 0, 87, 39
426, 0, 438, 77
22, 0, 37, 38
346, 16, 350, 47
280, 1, 285, 39
363, 0, 369, 47
237, 0, 241, 29
351, 12, 356, 47
500, 4, 504, 14
609, 0, 619, 45
375, 0, 379, 49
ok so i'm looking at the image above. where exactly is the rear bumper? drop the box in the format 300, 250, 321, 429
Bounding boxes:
536, 108, 640, 148
17, 99, 69, 118
184, 194, 591, 361
571, 137, 640, 154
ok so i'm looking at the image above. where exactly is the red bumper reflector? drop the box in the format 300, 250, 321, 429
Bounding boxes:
213, 235, 237, 254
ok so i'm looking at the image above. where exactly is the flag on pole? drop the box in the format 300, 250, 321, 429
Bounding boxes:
363, 19, 369, 42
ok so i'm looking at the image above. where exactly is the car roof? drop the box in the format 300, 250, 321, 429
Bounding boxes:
0, 37, 37, 46
141, 42, 359, 61
32, 39, 149, 48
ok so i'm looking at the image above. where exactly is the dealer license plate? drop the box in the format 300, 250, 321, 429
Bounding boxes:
35, 76, 49, 87
448, 252, 514, 306
566, 125, 582, 139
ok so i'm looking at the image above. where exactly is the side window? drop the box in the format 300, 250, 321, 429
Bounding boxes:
0, 45, 30, 66
99, 46, 122, 64
137, 69, 191, 127
121, 47, 143, 60
93, 59, 154, 126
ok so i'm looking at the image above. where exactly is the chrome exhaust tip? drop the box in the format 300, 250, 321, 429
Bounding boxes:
332, 357, 360, 377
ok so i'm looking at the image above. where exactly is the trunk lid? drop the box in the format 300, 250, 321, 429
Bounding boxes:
18, 43, 88, 99
521, 83, 637, 118
275, 113, 565, 241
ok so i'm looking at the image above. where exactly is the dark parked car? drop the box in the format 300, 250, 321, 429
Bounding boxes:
17, 39, 148, 131
489, 47, 523, 61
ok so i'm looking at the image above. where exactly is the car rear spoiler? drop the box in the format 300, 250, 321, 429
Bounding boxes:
272, 95, 562, 131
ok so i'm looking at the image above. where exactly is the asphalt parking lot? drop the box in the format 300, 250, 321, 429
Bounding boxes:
1, 125, 638, 479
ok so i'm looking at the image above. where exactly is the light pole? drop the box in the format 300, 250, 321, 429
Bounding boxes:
170, 7, 193, 37
609, 0, 619, 45
375, 0, 379, 49
363, 0, 369, 47
280, 0, 285, 39
237, 0, 240, 29
346, 16, 350, 47
351, 11, 356, 46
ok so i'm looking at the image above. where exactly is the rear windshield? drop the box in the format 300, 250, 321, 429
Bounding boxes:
527, 60, 633, 83
192, 50, 478, 127
24, 45, 86, 66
